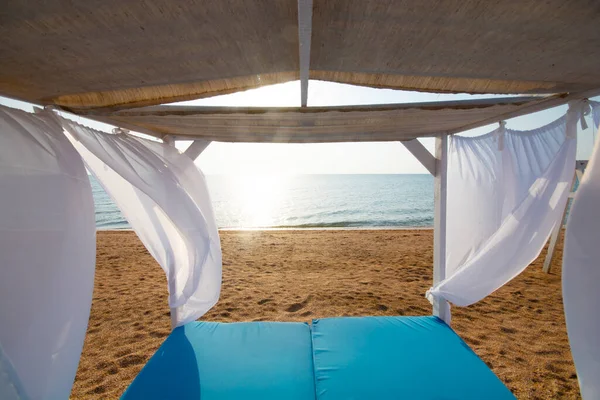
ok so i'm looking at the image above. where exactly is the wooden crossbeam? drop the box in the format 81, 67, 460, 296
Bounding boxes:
184, 140, 211, 160
401, 139, 436, 175
298, 0, 313, 107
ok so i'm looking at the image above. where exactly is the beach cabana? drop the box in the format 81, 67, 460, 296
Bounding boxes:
1, 1, 600, 399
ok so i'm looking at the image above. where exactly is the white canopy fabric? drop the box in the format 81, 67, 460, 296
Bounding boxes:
427, 101, 600, 315
0, 107, 96, 399
563, 128, 600, 400
60, 117, 222, 328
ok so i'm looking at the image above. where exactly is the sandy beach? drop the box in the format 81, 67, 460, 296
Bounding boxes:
72, 229, 579, 399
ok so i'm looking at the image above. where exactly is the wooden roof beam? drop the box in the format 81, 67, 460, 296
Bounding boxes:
443, 87, 600, 135
298, 0, 313, 107
93, 96, 548, 116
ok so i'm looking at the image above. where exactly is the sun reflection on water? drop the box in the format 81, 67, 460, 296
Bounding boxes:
222, 174, 290, 228
205, 174, 434, 229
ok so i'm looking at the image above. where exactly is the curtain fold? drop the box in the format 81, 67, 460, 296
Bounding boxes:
0, 107, 96, 399
563, 128, 600, 400
428, 101, 600, 311
60, 117, 221, 328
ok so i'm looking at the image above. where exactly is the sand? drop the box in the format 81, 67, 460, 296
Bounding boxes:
71, 229, 579, 399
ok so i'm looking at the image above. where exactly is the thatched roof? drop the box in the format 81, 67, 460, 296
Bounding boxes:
82, 96, 569, 143
2, 0, 600, 113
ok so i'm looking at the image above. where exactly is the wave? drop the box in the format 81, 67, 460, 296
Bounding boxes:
269, 218, 433, 229
90, 174, 436, 230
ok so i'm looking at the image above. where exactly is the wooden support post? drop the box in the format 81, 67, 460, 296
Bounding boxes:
433, 135, 451, 323
543, 160, 588, 273
401, 139, 436, 175
170, 309, 178, 329
542, 173, 576, 273
184, 140, 211, 160
160, 134, 179, 328
162, 135, 174, 145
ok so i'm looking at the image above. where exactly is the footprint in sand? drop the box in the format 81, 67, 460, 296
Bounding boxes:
88, 385, 107, 395
286, 295, 312, 313
118, 354, 146, 368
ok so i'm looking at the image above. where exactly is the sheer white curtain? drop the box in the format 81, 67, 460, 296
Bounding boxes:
428, 101, 599, 312
0, 107, 96, 399
60, 118, 221, 328
563, 127, 600, 400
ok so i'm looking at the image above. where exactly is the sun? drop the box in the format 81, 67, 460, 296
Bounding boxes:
227, 174, 289, 228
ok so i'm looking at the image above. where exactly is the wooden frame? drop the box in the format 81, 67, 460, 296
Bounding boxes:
184, 140, 212, 160
433, 135, 450, 323
401, 139, 436, 175
542, 160, 588, 273
401, 137, 448, 321
298, 0, 312, 107
69, 89, 600, 143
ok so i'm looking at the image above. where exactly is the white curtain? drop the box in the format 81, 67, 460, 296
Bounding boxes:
0, 107, 96, 399
60, 118, 221, 328
428, 101, 599, 312
563, 128, 600, 400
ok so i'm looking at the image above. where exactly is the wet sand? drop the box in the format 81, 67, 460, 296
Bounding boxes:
72, 229, 579, 399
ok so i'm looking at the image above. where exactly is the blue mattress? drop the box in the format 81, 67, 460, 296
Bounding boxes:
121, 317, 514, 399
311, 316, 515, 399
121, 321, 316, 400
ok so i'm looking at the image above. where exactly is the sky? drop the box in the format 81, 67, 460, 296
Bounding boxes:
1, 80, 598, 175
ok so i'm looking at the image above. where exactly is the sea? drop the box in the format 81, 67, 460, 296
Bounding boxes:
92, 174, 434, 230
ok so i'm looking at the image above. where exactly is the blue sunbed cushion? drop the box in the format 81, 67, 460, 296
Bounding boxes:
311, 316, 515, 400
121, 321, 316, 400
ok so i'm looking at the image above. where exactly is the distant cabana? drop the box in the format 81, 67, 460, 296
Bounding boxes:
1, 1, 600, 399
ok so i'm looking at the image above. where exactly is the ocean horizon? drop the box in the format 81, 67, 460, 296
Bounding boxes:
92, 174, 434, 230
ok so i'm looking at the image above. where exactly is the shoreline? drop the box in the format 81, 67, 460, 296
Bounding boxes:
97, 226, 435, 232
